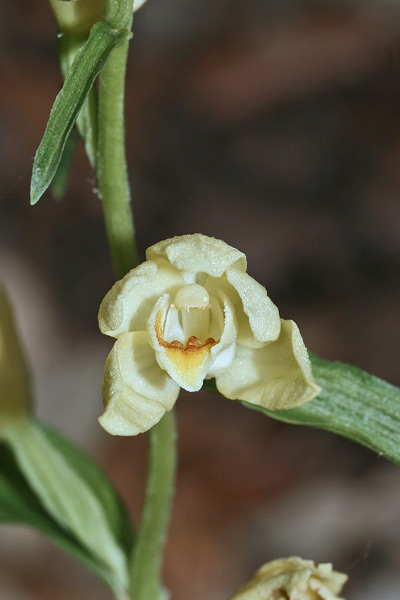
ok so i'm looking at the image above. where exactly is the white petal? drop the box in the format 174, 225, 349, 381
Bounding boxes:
207, 291, 237, 377
216, 319, 321, 409
146, 234, 247, 278
204, 272, 280, 349
163, 305, 185, 344
98, 259, 184, 338
99, 332, 180, 435
226, 269, 280, 347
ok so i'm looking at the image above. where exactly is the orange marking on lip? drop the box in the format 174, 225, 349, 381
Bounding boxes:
154, 309, 220, 388
155, 310, 218, 352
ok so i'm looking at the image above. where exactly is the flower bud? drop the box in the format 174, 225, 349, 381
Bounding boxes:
48, 0, 105, 34
229, 557, 348, 600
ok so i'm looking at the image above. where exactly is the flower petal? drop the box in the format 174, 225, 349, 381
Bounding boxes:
99, 332, 180, 435
216, 319, 321, 409
204, 271, 280, 348
226, 269, 280, 347
146, 234, 247, 278
207, 291, 237, 377
98, 260, 184, 338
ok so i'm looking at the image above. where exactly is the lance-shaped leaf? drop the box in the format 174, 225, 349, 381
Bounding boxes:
38, 421, 134, 555
0, 441, 130, 595
30, 20, 128, 205
51, 126, 79, 199
203, 354, 400, 466
58, 32, 99, 170
3, 418, 131, 595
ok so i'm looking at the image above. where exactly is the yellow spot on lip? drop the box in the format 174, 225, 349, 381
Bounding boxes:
154, 308, 221, 389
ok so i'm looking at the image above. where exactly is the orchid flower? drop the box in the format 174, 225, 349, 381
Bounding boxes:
229, 557, 348, 600
98, 234, 321, 435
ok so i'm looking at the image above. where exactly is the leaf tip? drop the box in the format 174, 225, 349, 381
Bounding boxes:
30, 172, 45, 206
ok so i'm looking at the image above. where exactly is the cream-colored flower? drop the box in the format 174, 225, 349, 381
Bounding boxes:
98, 234, 321, 435
229, 557, 348, 600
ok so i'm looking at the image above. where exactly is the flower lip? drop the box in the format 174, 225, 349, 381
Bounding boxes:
147, 292, 233, 392
152, 301, 217, 391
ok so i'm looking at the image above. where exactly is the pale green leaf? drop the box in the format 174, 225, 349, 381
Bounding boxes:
3, 418, 130, 594
0, 442, 123, 592
38, 421, 134, 554
203, 354, 400, 466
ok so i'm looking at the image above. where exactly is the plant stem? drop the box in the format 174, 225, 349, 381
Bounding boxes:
96, 14, 177, 599
97, 18, 138, 279
130, 410, 177, 600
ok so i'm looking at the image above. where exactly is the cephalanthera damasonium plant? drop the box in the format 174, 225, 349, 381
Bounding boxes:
2, 1, 400, 599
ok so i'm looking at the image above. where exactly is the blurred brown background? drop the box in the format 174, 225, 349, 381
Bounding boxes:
1, 0, 400, 598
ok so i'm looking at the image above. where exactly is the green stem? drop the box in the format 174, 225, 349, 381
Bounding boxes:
130, 411, 177, 600
97, 18, 138, 278
96, 13, 177, 599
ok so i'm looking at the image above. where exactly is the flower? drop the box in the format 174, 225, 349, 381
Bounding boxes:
228, 557, 348, 600
98, 234, 321, 435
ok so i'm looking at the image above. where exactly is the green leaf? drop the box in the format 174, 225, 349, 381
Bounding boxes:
37, 421, 134, 555
0, 441, 49, 523
203, 354, 400, 466
0, 442, 123, 592
76, 85, 98, 168
3, 418, 131, 594
58, 32, 99, 170
51, 126, 79, 199
30, 20, 128, 205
